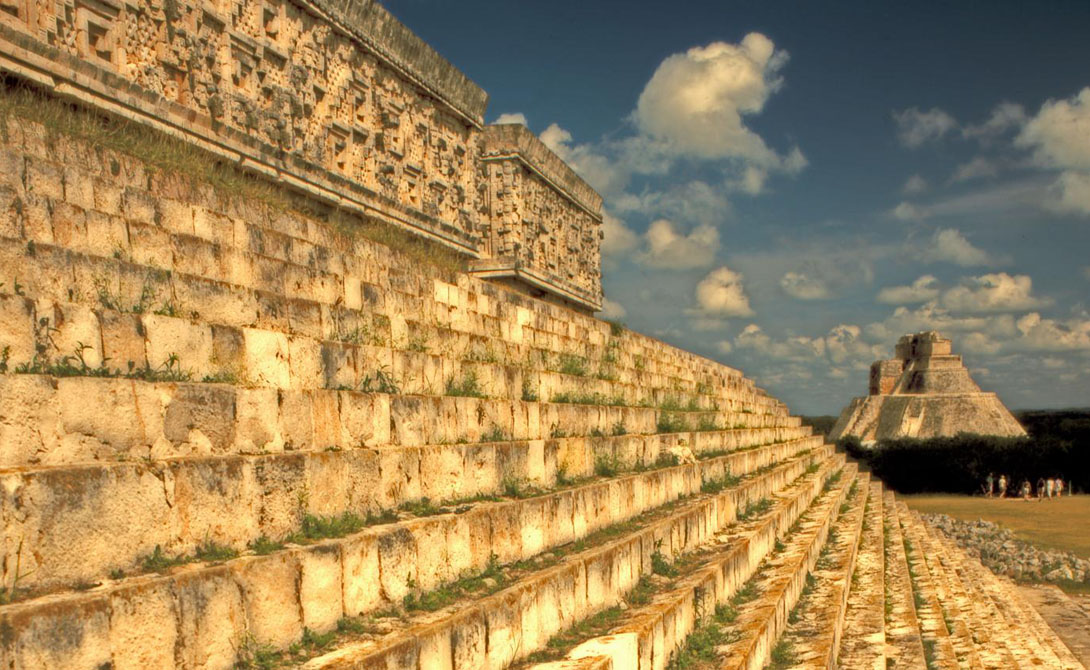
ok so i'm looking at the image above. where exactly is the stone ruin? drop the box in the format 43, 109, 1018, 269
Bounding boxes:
0, 2, 1080, 669
830, 331, 1027, 444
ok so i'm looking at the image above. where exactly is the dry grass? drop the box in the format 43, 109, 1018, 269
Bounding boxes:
902, 494, 1090, 559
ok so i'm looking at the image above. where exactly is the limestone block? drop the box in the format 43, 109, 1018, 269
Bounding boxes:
278, 390, 314, 450
20, 193, 53, 244
126, 221, 173, 268
122, 186, 157, 223
305, 450, 380, 516
342, 534, 383, 616
377, 527, 418, 603
484, 597, 522, 670
175, 570, 247, 670
413, 519, 453, 590
237, 553, 304, 649
62, 165, 95, 212
417, 445, 464, 501
252, 455, 307, 539
107, 581, 179, 670
57, 376, 164, 457
170, 457, 258, 551
339, 391, 390, 447
320, 341, 359, 390
0, 375, 60, 466
451, 611, 488, 670
158, 198, 194, 236
235, 387, 282, 453
288, 337, 323, 390
99, 310, 147, 371
243, 328, 290, 388
93, 177, 124, 217
2, 599, 113, 670
143, 314, 213, 378
377, 446, 421, 508
163, 384, 238, 454
299, 545, 344, 633
25, 156, 64, 201
41, 300, 103, 368
0, 294, 35, 367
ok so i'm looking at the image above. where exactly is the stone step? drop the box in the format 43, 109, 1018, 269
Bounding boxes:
837, 481, 887, 670
523, 451, 857, 670
0, 290, 775, 415
0, 449, 842, 670
904, 511, 1003, 669
706, 465, 858, 670
920, 516, 1085, 669
767, 473, 870, 669
0, 244, 776, 405
0, 424, 824, 591
0, 374, 800, 469
295, 457, 848, 670
882, 491, 928, 670
897, 502, 961, 670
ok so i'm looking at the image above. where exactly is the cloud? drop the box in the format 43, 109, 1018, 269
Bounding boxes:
1013, 312, 1090, 352
1016, 88, 1090, 215
493, 112, 528, 126
599, 298, 626, 320
940, 273, 1050, 313
716, 340, 733, 354
614, 180, 732, 224
876, 275, 940, 304
694, 266, 754, 316
891, 201, 929, 221
779, 272, 830, 300
963, 102, 1027, 140
951, 157, 999, 182
635, 33, 799, 168
927, 228, 995, 266
601, 211, 639, 257
1017, 88, 1090, 171
894, 107, 957, 148
732, 323, 880, 368
638, 220, 720, 269
864, 303, 1018, 344
902, 174, 928, 194
1047, 171, 1090, 215
1084, 266, 1090, 281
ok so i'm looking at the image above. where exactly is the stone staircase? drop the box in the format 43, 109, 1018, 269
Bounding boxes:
0, 113, 1084, 670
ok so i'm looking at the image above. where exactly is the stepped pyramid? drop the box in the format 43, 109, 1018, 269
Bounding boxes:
830, 331, 1027, 443
0, 2, 1079, 669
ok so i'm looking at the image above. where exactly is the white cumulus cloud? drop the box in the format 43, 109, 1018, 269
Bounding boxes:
638, 220, 720, 270
963, 102, 1027, 140
599, 298, 626, 320
634, 33, 804, 171
891, 201, 929, 221
601, 211, 639, 257
1017, 88, 1090, 215
876, 275, 940, 304
951, 157, 999, 182
940, 273, 1050, 313
493, 112, 528, 126
779, 272, 830, 300
927, 228, 995, 267
894, 107, 957, 148
694, 266, 754, 316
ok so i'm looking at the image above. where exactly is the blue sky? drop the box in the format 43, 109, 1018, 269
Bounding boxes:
387, 1, 1090, 414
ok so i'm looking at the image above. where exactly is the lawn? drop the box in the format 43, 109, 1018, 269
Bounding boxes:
902, 494, 1090, 560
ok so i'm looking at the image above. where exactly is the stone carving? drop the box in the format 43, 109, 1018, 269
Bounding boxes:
0, 0, 603, 310
830, 331, 1027, 443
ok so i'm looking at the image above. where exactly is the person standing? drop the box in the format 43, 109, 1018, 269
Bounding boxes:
1056, 476, 1065, 498
1047, 478, 1055, 499
986, 472, 995, 497
1037, 477, 1046, 501
998, 474, 1008, 498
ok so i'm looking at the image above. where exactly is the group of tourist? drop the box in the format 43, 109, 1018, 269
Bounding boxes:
984, 473, 1069, 500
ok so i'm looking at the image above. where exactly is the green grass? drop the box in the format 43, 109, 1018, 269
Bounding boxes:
902, 494, 1090, 560
445, 370, 484, 398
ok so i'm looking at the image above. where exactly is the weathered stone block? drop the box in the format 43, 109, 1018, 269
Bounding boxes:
237, 553, 304, 648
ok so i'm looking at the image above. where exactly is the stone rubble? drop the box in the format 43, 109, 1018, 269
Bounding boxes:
923, 512, 1090, 585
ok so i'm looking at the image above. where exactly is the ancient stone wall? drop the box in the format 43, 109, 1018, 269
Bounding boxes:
0, 0, 604, 310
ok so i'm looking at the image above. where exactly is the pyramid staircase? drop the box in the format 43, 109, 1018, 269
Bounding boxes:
0, 116, 1084, 670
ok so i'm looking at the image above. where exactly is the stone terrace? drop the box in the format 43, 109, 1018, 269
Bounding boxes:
0, 111, 1082, 670
0, 0, 1083, 665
